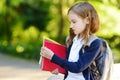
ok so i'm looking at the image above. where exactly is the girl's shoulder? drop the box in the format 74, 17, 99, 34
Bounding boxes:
85, 34, 101, 47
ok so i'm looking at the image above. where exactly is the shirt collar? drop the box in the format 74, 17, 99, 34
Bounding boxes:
73, 35, 84, 44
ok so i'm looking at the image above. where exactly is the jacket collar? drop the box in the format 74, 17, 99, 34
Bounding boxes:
85, 34, 98, 46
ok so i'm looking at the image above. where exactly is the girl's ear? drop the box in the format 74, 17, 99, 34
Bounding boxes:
84, 17, 89, 24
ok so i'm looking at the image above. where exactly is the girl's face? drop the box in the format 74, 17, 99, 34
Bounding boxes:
68, 11, 89, 36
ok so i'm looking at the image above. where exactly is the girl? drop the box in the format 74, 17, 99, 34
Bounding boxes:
40, 2, 107, 80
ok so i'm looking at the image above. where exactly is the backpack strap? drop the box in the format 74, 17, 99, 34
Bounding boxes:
89, 40, 103, 80
82, 34, 98, 53
84, 34, 98, 46
82, 35, 102, 80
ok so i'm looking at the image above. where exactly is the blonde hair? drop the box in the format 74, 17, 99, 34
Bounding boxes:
67, 2, 100, 46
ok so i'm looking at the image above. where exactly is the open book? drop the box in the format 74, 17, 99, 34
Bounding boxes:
39, 37, 67, 74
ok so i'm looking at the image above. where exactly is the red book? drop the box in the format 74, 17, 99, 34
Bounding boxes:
40, 37, 66, 74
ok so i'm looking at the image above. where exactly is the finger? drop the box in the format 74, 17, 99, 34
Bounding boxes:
44, 47, 50, 51
42, 47, 50, 54
41, 47, 47, 53
41, 47, 44, 51
40, 46, 43, 51
51, 68, 59, 75
40, 52, 45, 57
40, 49, 45, 55
40, 51, 43, 56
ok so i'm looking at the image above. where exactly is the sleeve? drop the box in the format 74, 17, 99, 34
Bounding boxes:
51, 39, 102, 73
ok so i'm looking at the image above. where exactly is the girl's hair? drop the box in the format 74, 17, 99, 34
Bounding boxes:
66, 2, 100, 46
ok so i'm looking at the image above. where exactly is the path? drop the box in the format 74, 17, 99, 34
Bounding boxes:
0, 53, 55, 80
0, 53, 119, 80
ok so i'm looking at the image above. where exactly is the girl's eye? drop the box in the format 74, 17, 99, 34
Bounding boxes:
72, 21, 76, 23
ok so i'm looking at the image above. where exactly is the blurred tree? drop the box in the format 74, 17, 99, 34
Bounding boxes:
106, 0, 120, 9
57, 0, 65, 40
0, 0, 120, 62
6, 0, 12, 43
12, 0, 51, 31
0, 14, 7, 40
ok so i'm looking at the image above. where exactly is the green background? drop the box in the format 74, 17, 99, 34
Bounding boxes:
0, 0, 120, 63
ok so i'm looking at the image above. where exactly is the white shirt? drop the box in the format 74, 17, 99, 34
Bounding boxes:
65, 35, 85, 80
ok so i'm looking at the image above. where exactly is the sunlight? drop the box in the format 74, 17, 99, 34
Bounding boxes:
0, 0, 5, 13
2, 41, 8, 46
23, 26, 39, 41
16, 45, 24, 53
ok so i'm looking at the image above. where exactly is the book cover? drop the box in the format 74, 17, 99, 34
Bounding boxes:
40, 37, 67, 74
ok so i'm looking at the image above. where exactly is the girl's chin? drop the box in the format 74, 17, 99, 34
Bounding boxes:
74, 32, 77, 35
73, 30, 79, 35
74, 32, 78, 35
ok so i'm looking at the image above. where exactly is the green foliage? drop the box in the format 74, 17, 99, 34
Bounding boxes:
0, 0, 120, 63
11, 0, 51, 31
0, 41, 42, 61
0, 14, 7, 38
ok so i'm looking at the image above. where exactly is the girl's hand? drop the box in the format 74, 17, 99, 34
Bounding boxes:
51, 68, 59, 75
40, 47, 54, 60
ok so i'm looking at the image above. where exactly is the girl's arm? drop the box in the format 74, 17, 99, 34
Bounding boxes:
51, 39, 102, 73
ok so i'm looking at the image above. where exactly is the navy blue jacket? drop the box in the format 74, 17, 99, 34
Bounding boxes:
51, 35, 102, 80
